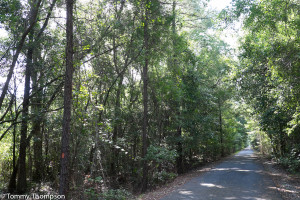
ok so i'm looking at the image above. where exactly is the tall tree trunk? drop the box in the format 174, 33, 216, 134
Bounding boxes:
141, 0, 150, 192
218, 99, 224, 157
45, 127, 50, 177
16, 32, 34, 194
8, 90, 18, 192
12, 116, 17, 174
279, 122, 286, 156
110, 34, 124, 186
28, 143, 33, 181
31, 54, 43, 182
30, 0, 58, 182
59, 0, 74, 197
172, 0, 183, 174
8, 162, 19, 193
110, 76, 123, 185
150, 86, 162, 144
4, 0, 54, 187
176, 126, 183, 173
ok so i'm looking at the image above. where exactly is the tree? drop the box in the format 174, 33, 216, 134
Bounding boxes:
59, 0, 74, 196
233, 0, 300, 168
0, 0, 258, 197
0, 0, 42, 110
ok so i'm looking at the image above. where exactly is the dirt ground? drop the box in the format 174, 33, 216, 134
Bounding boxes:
259, 155, 300, 200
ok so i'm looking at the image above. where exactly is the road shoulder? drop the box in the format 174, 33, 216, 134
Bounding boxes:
257, 153, 300, 200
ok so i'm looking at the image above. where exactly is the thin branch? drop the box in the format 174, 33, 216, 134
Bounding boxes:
0, 42, 16, 63
36, 0, 58, 39
81, 44, 123, 65
0, 94, 15, 122
0, 121, 22, 142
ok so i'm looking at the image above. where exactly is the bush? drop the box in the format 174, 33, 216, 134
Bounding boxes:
279, 157, 300, 173
84, 176, 103, 200
101, 189, 133, 200
85, 188, 133, 200
84, 188, 99, 200
153, 170, 177, 185
279, 146, 300, 173
146, 145, 177, 164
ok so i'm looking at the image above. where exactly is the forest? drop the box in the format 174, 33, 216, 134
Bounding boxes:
0, 0, 299, 199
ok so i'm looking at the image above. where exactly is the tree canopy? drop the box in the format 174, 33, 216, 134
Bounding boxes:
0, 0, 299, 198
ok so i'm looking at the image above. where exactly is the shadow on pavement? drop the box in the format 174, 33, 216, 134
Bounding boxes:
160, 149, 282, 200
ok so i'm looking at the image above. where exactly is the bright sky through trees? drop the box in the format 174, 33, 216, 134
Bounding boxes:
208, 0, 242, 51
208, 0, 232, 11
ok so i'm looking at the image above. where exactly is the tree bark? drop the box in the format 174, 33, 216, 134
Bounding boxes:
16, 32, 34, 194
31, 54, 44, 182
172, 0, 184, 174
110, 76, 123, 184
176, 126, 183, 174
31, 1, 57, 182
8, 92, 18, 192
8, 162, 19, 193
59, 0, 74, 197
218, 99, 224, 157
141, 0, 150, 193
110, 34, 124, 186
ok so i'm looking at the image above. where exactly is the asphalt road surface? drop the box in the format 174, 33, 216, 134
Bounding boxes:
160, 148, 282, 200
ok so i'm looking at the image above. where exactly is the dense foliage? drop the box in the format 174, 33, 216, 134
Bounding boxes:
3, 0, 299, 198
232, 0, 300, 171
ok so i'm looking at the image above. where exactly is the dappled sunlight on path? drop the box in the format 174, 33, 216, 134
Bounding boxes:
160, 149, 282, 200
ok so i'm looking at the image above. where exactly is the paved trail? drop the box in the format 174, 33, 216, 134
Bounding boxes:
161, 148, 282, 200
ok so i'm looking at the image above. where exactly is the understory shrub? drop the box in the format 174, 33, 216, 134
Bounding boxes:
279, 145, 300, 173
101, 189, 133, 200
153, 170, 177, 185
